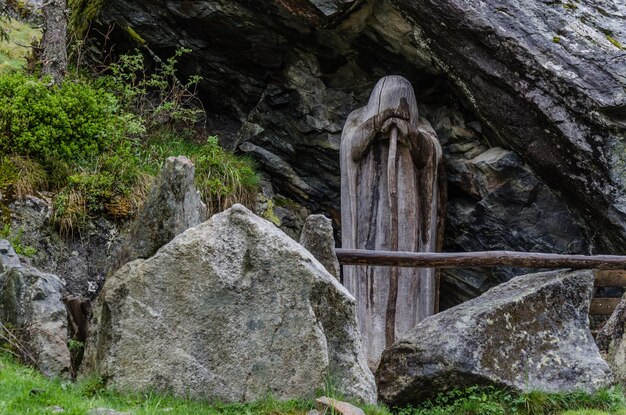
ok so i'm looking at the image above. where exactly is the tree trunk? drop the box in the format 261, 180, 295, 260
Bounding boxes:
41, 0, 67, 84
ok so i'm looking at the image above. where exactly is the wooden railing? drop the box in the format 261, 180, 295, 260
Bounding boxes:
336, 249, 626, 317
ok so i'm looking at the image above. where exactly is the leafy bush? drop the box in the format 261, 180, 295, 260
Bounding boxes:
104, 48, 204, 129
0, 71, 143, 162
0, 48, 259, 235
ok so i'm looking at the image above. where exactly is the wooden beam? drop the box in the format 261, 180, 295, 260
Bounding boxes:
590, 298, 622, 316
595, 270, 626, 287
336, 249, 626, 270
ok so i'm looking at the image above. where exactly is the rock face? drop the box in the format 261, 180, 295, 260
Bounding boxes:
299, 214, 340, 279
88, 0, 623, 305
81, 204, 376, 403
0, 246, 71, 378
112, 156, 206, 272
596, 293, 626, 384
393, 0, 626, 254
438, 120, 591, 306
376, 269, 612, 406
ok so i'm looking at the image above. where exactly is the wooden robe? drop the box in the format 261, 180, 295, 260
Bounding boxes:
340, 75, 446, 369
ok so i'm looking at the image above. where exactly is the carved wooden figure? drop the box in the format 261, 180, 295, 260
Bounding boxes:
340, 75, 446, 368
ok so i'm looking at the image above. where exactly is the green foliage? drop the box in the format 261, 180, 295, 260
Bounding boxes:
0, 47, 258, 235
51, 147, 153, 236
67, 339, 84, 353
0, 71, 143, 162
0, 224, 36, 257
395, 386, 626, 415
105, 48, 204, 129
397, 386, 518, 415
68, 0, 104, 38
194, 136, 260, 215
262, 198, 281, 226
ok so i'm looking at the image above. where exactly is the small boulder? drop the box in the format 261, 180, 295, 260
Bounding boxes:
315, 397, 365, 415
299, 215, 340, 279
0, 265, 70, 378
112, 156, 206, 272
596, 293, 626, 384
82, 204, 375, 403
377, 269, 612, 406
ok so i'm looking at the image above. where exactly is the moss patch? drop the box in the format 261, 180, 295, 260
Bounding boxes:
68, 0, 104, 38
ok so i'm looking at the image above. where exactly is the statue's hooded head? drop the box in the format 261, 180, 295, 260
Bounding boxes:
365, 75, 419, 125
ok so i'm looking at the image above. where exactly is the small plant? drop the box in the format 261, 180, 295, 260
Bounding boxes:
261, 197, 281, 226
105, 48, 205, 130
606, 35, 624, 50
67, 339, 84, 352
0, 224, 36, 257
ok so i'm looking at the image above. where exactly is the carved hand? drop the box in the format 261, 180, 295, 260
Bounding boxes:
373, 106, 409, 133
380, 118, 417, 145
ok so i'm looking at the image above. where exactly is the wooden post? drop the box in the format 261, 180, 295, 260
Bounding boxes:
336, 249, 626, 270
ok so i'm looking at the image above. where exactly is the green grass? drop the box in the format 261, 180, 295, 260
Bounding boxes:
3, 353, 626, 415
394, 386, 626, 415
0, 18, 40, 72
0, 353, 319, 415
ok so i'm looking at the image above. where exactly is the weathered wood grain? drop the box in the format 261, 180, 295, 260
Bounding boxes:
336, 249, 626, 269
340, 75, 446, 367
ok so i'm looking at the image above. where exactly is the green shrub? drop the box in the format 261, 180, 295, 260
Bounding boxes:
0, 49, 258, 235
0, 71, 143, 162
104, 48, 204, 129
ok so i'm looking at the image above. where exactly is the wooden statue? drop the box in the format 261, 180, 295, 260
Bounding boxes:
340, 75, 446, 368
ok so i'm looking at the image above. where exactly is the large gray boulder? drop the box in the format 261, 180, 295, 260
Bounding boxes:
112, 156, 207, 272
81, 204, 375, 403
376, 269, 612, 406
596, 293, 626, 385
0, 258, 71, 378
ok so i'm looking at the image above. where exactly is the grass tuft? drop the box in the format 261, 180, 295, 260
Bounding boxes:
0, 17, 40, 73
